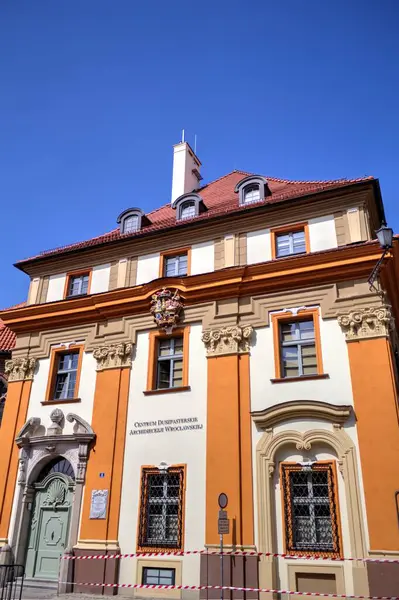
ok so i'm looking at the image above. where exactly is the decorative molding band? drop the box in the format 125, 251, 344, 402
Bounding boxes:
202, 325, 253, 357
93, 342, 133, 371
337, 305, 392, 341
252, 400, 352, 430
5, 357, 37, 382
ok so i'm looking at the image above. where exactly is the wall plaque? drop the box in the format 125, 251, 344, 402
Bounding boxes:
90, 489, 108, 519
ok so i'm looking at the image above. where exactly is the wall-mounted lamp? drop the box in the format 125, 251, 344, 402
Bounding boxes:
368, 222, 393, 291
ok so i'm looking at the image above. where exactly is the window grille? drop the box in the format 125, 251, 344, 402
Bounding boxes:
138, 467, 184, 550
276, 230, 306, 257
164, 254, 188, 277
67, 273, 89, 297
142, 568, 176, 586
243, 185, 261, 204
156, 337, 183, 389
282, 463, 341, 557
53, 352, 79, 399
280, 320, 317, 378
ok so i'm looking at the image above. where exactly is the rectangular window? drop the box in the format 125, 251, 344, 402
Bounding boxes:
66, 273, 90, 297
281, 463, 341, 557
156, 336, 183, 389
276, 229, 306, 258
53, 351, 79, 400
280, 320, 317, 378
142, 567, 176, 586
164, 254, 188, 277
138, 467, 185, 550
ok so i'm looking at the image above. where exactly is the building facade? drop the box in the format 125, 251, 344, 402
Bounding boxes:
0, 143, 398, 598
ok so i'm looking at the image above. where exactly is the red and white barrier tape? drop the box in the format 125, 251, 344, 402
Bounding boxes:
61, 581, 399, 599
62, 548, 399, 564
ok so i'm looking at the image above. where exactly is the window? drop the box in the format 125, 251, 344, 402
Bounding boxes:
179, 200, 196, 220
243, 185, 261, 204
46, 345, 83, 402
272, 309, 323, 380
138, 467, 185, 550
271, 223, 309, 259
66, 273, 90, 297
163, 253, 188, 277
156, 337, 183, 389
142, 568, 176, 586
280, 320, 317, 378
276, 230, 306, 257
122, 214, 139, 234
281, 463, 341, 557
53, 352, 79, 400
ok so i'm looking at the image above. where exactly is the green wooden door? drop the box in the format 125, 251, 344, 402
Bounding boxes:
25, 475, 72, 580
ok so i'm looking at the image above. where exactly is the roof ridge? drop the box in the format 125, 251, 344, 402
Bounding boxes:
199, 169, 251, 190
264, 174, 374, 185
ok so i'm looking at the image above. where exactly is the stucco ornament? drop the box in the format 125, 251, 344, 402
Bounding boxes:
337, 305, 392, 341
5, 357, 37, 382
47, 408, 65, 436
150, 288, 183, 333
202, 325, 253, 356
93, 342, 133, 371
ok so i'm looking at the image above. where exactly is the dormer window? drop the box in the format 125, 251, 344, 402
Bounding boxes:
123, 214, 139, 234
235, 175, 270, 206
117, 208, 150, 235
243, 185, 261, 204
172, 193, 206, 221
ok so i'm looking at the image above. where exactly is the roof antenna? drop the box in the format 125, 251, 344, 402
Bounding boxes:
194, 134, 197, 155
181, 129, 185, 143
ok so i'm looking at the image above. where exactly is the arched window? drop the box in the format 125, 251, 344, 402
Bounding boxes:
235, 176, 270, 206
37, 457, 75, 482
123, 214, 139, 234
243, 185, 261, 204
180, 200, 196, 220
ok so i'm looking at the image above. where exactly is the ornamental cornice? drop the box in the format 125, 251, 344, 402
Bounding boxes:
202, 325, 253, 357
337, 305, 393, 341
5, 357, 37, 382
93, 342, 133, 371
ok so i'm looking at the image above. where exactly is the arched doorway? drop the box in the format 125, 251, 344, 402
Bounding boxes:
25, 457, 75, 580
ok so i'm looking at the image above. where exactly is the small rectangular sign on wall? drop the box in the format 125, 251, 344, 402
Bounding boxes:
89, 489, 108, 519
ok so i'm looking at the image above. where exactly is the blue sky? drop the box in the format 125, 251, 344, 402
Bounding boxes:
1, 1, 398, 308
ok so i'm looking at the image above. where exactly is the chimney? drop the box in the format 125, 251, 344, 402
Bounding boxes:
171, 141, 202, 204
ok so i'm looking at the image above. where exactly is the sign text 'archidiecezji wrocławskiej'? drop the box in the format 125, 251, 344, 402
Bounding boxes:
129, 417, 203, 436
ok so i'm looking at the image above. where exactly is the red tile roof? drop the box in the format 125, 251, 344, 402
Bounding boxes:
16, 170, 375, 266
0, 320, 15, 352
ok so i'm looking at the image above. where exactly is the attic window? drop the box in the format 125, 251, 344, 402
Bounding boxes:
117, 208, 149, 234
235, 176, 270, 206
172, 193, 206, 221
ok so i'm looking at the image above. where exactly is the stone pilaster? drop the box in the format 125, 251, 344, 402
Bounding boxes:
337, 305, 392, 341
5, 357, 37, 382
93, 342, 133, 371
201, 325, 253, 357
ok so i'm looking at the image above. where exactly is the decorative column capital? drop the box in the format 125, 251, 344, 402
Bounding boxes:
202, 325, 253, 357
93, 342, 133, 371
337, 305, 392, 341
5, 357, 37, 382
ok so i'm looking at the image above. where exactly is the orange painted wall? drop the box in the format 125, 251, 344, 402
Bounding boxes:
205, 354, 254, 546
79, 367, 131, 542
347, 337, 399, 550
0, 380, 32, 540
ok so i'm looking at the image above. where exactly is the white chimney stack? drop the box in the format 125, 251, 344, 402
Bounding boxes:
171, 141, 202, 204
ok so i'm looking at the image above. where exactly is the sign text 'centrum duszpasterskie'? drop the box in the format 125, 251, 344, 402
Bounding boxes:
129, 416, 203, 436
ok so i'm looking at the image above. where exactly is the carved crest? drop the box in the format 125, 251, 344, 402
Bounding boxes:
150, 288, 183, 332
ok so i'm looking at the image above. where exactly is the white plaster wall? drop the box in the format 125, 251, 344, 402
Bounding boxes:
250, 317, 353, 413
136, 253, 161, 285
46, 274, 66, 302
118, 324, 207, 588
246, 229, 271, 264
190, 241, 214, 275
90, 263, 111, 294
309, 215, 338, 252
